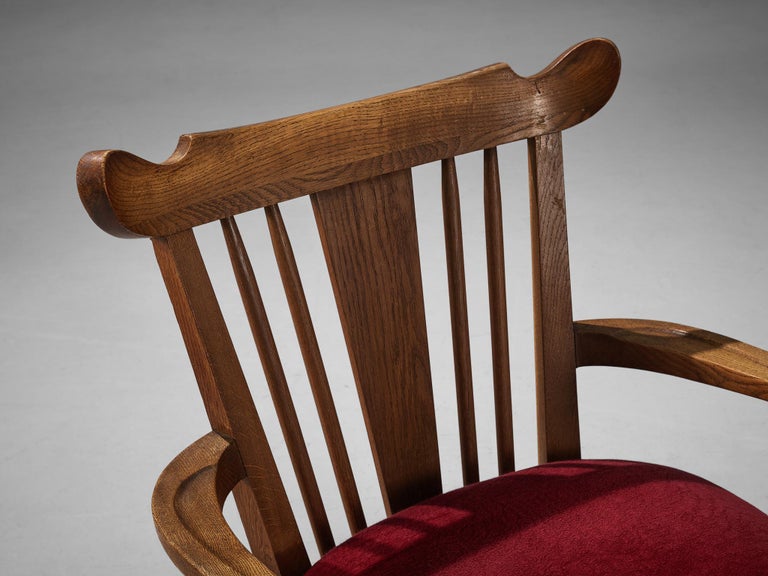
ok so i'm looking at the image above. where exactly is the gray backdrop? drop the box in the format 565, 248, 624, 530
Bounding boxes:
2, 0, 767, 574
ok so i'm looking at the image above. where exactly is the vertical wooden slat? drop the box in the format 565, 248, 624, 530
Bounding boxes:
484, 147, 515, 475
441, 158, 479, 486
265, 204, 367, 535
231, 481, 281, 574
152, 230, 310, 576
221, 217, 334, 555
312, 169, 442, 515
528, 132, 581, 463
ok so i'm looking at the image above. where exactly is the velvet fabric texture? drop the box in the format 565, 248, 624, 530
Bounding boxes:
308, 460, 768, 576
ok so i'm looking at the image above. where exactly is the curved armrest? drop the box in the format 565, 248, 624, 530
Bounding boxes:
574, 318, 768, 402
152, 432, 277, 576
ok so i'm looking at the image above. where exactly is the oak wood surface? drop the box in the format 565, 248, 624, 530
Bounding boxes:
528, 133, 581, 463
312, 169, 442, 515
483, 147, 515, 474
221, 217, 334, 554
152, 432, 275, 576
77, 34, 768, 576
153, 231, 310, 576
76, 38, 620, 238
574, 319, 768, 402
441, 157, 479, 486
265, 204, 367, 534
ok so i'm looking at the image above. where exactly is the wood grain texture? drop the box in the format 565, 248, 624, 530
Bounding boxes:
483, 147, 515, 475
153, 231, 310, 576
152, 432, 277, 576
312, 169, 442, 515
77, 38, 636, 575
76, 38, 620, 238
527, 133, 581, 463
441, 157, 479, 486
574, 318, 768, 402
265, 204, 367, 534
221, 217, 334, 555
231, 481, 280, 575
80, 33, 768, 576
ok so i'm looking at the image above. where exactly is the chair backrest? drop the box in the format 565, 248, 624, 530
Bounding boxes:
77, 38, 621, 576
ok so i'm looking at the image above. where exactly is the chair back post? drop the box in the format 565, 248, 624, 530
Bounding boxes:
528, 132, 581, 463
152, 231, 311, 576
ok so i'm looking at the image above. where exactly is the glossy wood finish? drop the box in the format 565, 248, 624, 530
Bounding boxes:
312, 170, 442, 514
441, 157, 479, 486
77, 38, 620, 238
221, 217, 334, 554
264, 204, 367, 534
483, 147, 515, 474
575, 319, 768, 402
528, 132, 581, 463
153, 231, 310, 576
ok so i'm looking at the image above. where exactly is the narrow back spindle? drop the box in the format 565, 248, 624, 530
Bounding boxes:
264, 204, 367, 535
483, 146, 515, 474
441, 157, 479, 486
221, 216, 335, 554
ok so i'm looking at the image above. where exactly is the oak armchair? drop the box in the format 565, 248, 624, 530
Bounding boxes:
77, 38, 768, 575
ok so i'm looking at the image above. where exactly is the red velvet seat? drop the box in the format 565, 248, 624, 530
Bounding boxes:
309, 460, 768, 576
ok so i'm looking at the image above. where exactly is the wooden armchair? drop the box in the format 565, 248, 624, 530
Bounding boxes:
77, 38, 768, 575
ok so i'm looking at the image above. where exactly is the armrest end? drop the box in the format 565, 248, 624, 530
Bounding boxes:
574, 318, 768, 401
152, 432, 278, 576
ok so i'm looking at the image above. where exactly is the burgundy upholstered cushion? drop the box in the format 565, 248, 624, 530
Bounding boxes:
308, 460, 768, 576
